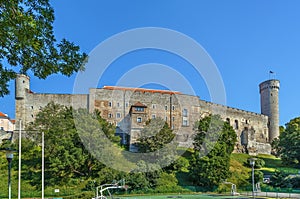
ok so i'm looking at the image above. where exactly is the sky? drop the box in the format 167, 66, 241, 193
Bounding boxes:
1, 0, 300, 126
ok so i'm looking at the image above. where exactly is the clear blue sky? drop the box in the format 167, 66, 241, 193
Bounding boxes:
1, 0, 300, 126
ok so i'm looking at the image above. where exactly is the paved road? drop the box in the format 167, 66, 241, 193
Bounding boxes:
242, 191, 300, 198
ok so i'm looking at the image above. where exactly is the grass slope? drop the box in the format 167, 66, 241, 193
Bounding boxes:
0, 152, 299, 198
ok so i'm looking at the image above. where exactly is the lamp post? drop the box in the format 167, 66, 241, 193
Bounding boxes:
249, 158, 257, 198
1, 148, 17, 199
6, 150, 14, 199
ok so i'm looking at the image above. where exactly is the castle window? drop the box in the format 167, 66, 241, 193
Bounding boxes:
182, 109, 188, 117
182, 119, 188, 126
172, 117, 175, 121
172, 105, 175, 110
116, 113, 121, 118
226, 118, 230, 124
172, 125, 175, 130
165, 116, 168, 121
108, 113, 113, 118
234, 120, 239, 129
152, 114, 156, 119
126, 102, 129, 107
137, 117, 142, 123
31, 106, 34, 109
135, 107, 144, 112
152, 104, 156, 109
108, 102, 112, 107
117, 102, 120, 107
165, 105, 168, 110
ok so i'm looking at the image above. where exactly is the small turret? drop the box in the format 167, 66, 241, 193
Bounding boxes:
15, 74, 30, 99
259, 79, 280, 142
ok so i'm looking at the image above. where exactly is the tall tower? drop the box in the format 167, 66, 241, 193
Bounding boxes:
259, 79, 280, 142
15, 74, 30, 130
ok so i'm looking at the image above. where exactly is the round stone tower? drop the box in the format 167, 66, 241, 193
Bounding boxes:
15, 74, 30, 130
15, 74, 30, 99
259, 79, 280, 142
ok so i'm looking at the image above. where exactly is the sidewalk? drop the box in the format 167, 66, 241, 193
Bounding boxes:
243, 191, 300, 198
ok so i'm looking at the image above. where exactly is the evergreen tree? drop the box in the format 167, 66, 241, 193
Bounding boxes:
189, 115, 237, 190
277, 117, 300, 165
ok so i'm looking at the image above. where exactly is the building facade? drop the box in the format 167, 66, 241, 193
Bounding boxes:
15, 74, 280, 154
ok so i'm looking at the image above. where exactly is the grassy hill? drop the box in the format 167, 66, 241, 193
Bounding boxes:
0, 152, 299, 198
225, 153, 299, 193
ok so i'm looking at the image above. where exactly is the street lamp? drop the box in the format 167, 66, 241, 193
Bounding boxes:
249, 157, 257, 198
1, 148, 17, 199
6, 150, 14, 199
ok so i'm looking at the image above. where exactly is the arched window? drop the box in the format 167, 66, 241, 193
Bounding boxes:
226, 118, 230, 124
234, 120, 239, 129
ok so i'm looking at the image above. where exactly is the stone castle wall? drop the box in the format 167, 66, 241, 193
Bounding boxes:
15, 75, 273, 154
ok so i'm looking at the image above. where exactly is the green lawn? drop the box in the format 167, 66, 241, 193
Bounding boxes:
118, 194, 253, 199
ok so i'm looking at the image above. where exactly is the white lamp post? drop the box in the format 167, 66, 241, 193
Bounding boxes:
249, 158, 257, 198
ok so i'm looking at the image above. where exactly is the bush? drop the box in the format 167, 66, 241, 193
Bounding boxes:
246, 158, 265, 169
155, 173, 184, 193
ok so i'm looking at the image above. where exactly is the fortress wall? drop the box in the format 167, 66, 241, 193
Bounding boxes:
88, 88, 271, 153
197, 100, 271, 154
20, 93, 88, 126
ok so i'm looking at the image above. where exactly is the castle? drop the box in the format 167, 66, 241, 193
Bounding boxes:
15, 74, 280, 154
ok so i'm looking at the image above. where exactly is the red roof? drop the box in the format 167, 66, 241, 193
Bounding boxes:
132, 102, 147, 107
10, 119, 15, 124
103, 86, 181, 95
0, 112, 7, 118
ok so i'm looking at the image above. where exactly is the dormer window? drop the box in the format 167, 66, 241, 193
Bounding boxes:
135, 107, 144, 112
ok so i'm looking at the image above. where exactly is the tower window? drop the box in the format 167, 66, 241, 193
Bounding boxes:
108, 102, 112, 107
165, 105, 168, 110
137, 117, 142, 123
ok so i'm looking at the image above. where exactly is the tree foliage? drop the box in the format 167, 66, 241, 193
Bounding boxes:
189, 114, 237, 190
25, 102, 122, 186
276, 117, 300, 166
0, 0, 87, 96
137, 118, 175, 153
136, 118, 178, 169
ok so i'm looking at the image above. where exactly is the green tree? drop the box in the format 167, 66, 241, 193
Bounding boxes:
277, 117, 300, 165
137, 118, 177, 166
270, 170, 288, 187
189, 115, 237, 190
137, 118, 175, 153
248, 170, 264, 184
0, 0, 87, 96
26, 102, 124, 185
